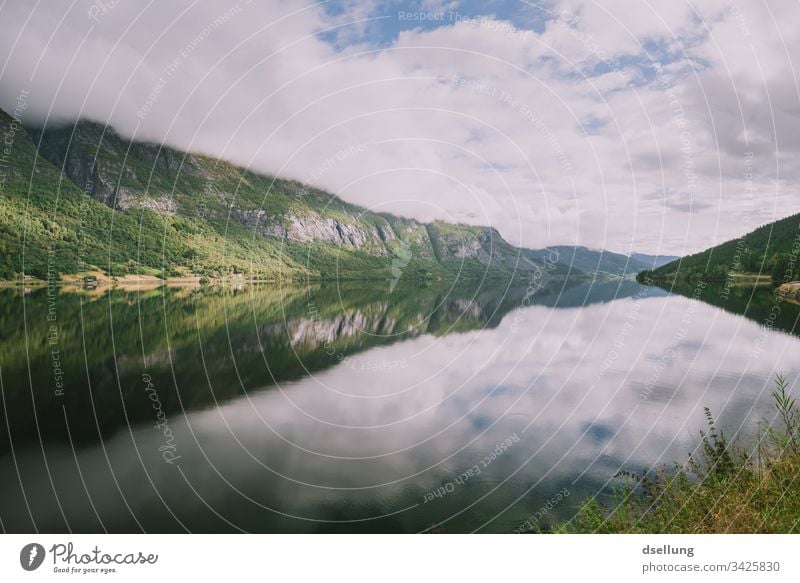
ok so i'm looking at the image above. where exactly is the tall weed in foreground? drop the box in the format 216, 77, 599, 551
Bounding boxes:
763, 374, 800, 455
555, 374, 800, 534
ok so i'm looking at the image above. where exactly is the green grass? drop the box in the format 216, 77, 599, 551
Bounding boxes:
558, 375, 800, 534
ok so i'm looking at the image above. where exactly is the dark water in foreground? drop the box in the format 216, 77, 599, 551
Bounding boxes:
0, 278, 798, 533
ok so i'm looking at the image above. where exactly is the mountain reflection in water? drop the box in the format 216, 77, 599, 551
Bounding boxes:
0, 278, 797, 532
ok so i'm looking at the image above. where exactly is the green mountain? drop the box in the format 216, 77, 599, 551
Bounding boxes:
528, 245, 677, 277
640, 213, 800, 284
0, 108, 568, 283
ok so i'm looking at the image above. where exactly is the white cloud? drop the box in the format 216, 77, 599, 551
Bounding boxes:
1, 0, 798, 254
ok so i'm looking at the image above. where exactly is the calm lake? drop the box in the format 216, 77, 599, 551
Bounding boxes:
1, 277, 798, 533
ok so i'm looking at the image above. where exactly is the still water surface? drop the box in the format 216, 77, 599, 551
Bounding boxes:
0, 278, 798, 532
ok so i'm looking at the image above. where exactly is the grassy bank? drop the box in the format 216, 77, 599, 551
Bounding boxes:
558, 375, 800, 533
636, 269, 774, 287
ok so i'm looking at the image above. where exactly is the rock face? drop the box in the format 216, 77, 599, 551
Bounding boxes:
270, 212, 387, 253
29, 122, 111, 201
23, 116, 561, 280
231, 209, 388, 254
115, 187, 178, 215
29, 121, 190, 213
430, 225, 501, 262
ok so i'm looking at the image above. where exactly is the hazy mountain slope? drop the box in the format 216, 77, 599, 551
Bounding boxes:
0, 109, 566, 283
527, 245, 658, 276
643, 213, 800, 283
629, 252, 680, 270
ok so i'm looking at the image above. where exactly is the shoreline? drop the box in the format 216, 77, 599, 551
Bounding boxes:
638, 271, 775, 287
0, 271, 592, 291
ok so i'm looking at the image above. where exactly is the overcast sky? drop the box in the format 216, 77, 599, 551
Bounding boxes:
1, 0, 799, 255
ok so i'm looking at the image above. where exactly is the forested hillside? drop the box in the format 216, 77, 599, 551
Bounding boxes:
0, 108, 564, 284
639, 213, 800, 285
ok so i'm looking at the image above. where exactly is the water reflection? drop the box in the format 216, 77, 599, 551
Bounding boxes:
0, 279, 797, 532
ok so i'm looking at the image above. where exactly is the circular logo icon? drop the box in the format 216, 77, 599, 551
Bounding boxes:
20, 543, 46, 571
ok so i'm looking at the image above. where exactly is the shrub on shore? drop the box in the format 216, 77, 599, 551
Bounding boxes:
558, 375, 800, 534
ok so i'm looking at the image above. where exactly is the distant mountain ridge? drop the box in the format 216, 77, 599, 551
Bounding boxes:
528, 245, 678, 277
630, 252, 681, 270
